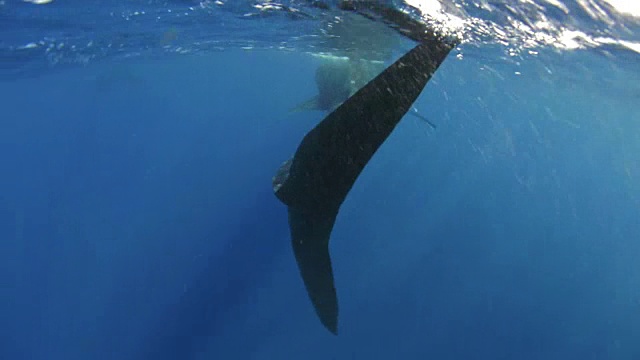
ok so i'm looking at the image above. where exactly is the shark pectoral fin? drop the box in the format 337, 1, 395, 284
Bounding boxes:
287, 206, 339, 335
289, 95, 320, 113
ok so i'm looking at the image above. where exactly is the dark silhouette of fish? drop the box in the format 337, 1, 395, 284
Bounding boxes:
272, 2, 459, 335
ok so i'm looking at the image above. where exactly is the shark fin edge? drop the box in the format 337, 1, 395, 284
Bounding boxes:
288, 206, 339, 335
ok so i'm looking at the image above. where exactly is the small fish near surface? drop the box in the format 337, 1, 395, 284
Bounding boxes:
272, 1, 460, 335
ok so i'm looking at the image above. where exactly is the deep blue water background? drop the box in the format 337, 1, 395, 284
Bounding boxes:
1, 1, 640, 359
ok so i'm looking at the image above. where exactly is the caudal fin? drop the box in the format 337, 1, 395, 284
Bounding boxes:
273, 2, 459, 335
288, 207, 339, 334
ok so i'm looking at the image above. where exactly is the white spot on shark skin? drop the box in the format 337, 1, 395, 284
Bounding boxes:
23, 0, 53, 4
272, 159, 293, 193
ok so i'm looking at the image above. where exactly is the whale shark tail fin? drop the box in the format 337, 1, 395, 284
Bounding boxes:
273, 159, 340, 333
273, 1, 459, 335
288, 207, 339, 334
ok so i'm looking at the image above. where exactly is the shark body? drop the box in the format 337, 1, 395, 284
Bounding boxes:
273, 1, 459, 335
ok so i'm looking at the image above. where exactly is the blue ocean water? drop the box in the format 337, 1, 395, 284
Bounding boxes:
1, 0, 639, 359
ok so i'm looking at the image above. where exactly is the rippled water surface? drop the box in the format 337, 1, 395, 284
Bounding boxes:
2, 0, 639, 77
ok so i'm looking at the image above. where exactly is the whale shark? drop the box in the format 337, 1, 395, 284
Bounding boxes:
290, 4, 401, 114
273, 2, 459, 334
290, 55, 438, 129
289, 56, 385, 113
290, 3, 440, 129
